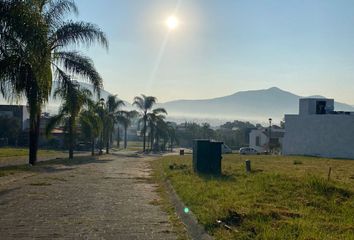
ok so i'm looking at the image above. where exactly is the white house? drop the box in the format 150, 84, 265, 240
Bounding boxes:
249, 126, 285, 153
283, 98, 354, 159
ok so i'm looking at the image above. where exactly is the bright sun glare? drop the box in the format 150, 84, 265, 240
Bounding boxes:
166, 16, 179, 30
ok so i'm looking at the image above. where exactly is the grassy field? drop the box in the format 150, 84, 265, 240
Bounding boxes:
111, 141, 143, 152
0, 148, 61, 158
152, 154, 354, 240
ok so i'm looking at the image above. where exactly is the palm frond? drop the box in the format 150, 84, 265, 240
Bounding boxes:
133, 96, 144, 110
53, 51, 103, 93
44, 0, 78, 26
153, 108, 167, 115
45, 113, 65, 137
50, 21, 108, 50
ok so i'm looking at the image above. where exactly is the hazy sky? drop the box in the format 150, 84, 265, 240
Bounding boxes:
75, 0, 354, 104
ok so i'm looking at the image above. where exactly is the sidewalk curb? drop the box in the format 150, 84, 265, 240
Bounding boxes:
165, 180, 213, 240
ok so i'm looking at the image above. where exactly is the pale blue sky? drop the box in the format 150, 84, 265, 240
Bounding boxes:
75, 0, 354, 104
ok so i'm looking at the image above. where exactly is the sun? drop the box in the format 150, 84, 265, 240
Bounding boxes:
166, 16, 179, 30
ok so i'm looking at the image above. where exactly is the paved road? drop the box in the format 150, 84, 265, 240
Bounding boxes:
0, 154, 177, 239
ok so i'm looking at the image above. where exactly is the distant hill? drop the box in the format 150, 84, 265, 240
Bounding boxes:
159, 87, 354, 123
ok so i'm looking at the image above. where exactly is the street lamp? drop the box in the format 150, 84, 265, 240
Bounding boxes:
268, 118, 272, 153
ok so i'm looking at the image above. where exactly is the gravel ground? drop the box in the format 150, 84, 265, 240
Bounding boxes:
0, 154, 177, 240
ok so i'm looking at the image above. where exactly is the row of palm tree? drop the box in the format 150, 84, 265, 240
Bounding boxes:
0, 0, 108, 165
133, 94, 177, 152
44, 91, 177, 159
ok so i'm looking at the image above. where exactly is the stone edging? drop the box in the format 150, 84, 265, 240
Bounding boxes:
165, 180, 213, 240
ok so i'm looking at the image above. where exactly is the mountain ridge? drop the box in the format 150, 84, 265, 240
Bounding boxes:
158, 87, 354, 122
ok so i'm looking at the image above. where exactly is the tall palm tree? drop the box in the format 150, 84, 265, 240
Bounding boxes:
166, 122, 178, 152
117, 110, 138, 149
1, 0, 108, 165
0, 0, 50, 165
133, 95, 157, 152
153, 116, 169, 151
105, 95, 125, 151
79, 103, 102, 156
147, 108, 167, 151
46, 81, 92, 159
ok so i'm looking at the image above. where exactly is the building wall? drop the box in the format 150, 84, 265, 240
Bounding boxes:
249, 130, 268, 152
0, 105, 28, 130
299, 98, 334, 115
283, 114, 354, 159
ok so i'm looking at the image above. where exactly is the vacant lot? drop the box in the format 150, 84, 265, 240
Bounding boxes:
152, 154, 354, 240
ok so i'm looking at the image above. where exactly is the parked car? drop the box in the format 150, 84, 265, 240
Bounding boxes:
239, 147, 259, 155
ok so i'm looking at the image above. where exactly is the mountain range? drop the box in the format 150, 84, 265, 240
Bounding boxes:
158, 87, 354, 124
1, 84, 353, 124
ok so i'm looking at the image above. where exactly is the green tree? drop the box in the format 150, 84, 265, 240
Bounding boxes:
116, 110, 138, 149
133, 95, 157, 152
105, 95, 125, 151
166, 122, 178, 152
79, 103, 102, 156
147, 108, 167, 151
0, 0, 50, 164
46, 81, 92, 159
1, 0, 108, 165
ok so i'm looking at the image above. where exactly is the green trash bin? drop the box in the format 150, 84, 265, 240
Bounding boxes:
193, 140, 223, 175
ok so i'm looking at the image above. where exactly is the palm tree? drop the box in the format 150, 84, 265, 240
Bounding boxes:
147, 108, 167, 151
1, 0, 108, 165
133, 95, 157, 152
105, 95, 125, 151
117, 110, 138, 149
0, 1, 50, 165
46, 81, 92, 159
166, 122, 178, 152
79, 104, 102, 156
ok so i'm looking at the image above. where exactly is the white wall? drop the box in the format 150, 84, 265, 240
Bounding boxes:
22, 106, 29, 130
283, 114, 354, 159
249, 129, 268, 152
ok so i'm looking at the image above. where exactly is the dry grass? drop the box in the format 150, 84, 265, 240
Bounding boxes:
152, 154, 354, 240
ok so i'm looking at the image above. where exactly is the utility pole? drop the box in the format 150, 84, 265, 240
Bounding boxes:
268, 118, 272, 153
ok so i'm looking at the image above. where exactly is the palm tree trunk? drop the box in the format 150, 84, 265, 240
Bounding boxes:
124, 126, 128, 149
68, 117, 74, 160
147, 135, 150, 150
143, 117, 147, 152
110, 127, 113, 148
91, 137, 95, 156
29, 110, 41, 165
116, 125, 120, 148
170, 139, 173, 152
150, 127, 154, 152
155, 135, 160, 152
106, 127, 109, 154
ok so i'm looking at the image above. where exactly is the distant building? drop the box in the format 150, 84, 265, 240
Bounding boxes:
283, 98, 354, 159
249, 126, 285, 153
0, 105, 29, 130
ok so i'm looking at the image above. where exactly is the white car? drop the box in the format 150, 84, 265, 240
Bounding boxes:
239, 147, 259, 155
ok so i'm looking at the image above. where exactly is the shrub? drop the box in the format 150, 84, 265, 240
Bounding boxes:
293, 160, 303, 165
